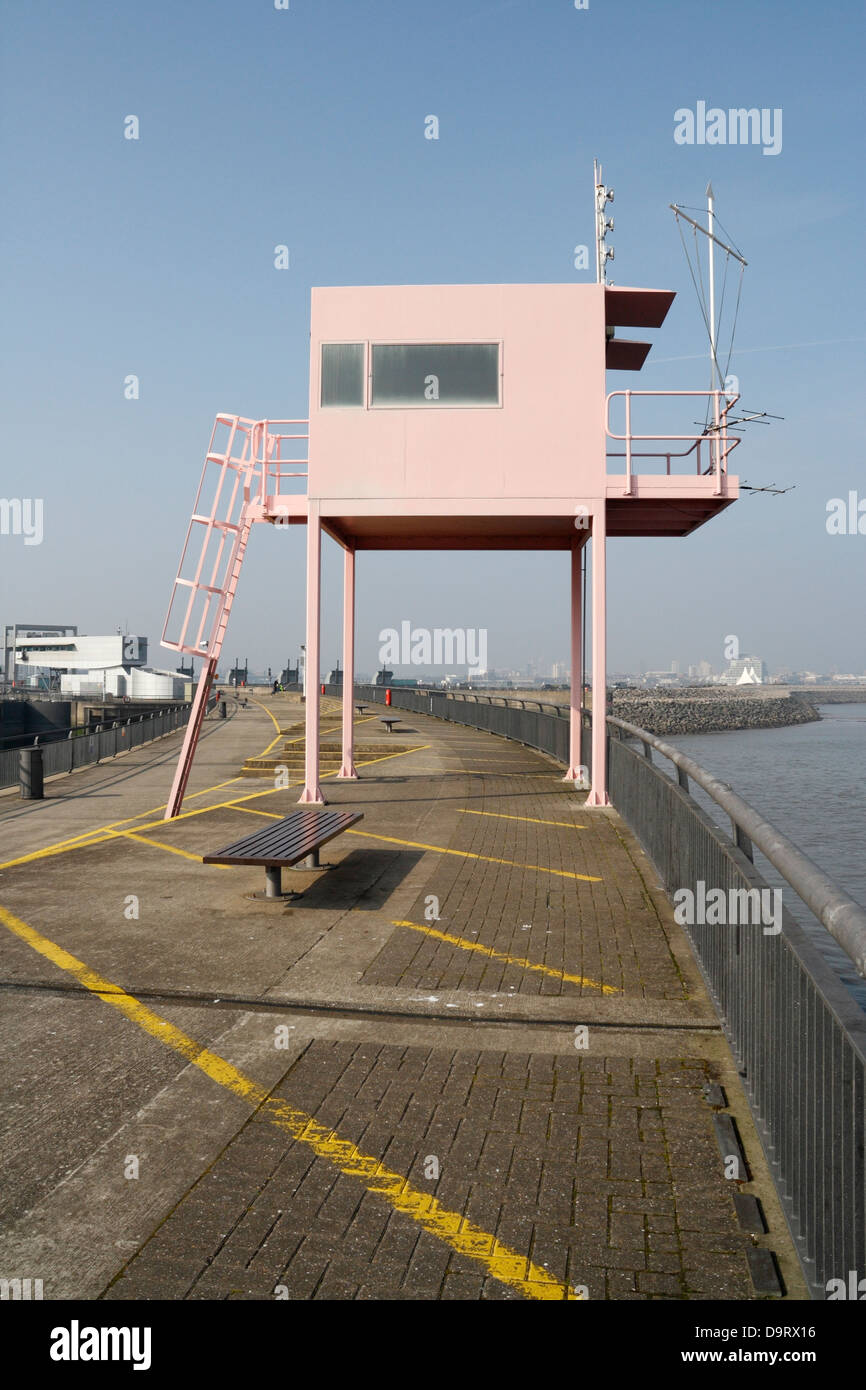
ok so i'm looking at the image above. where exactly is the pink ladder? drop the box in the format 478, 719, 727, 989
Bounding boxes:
161, 416, 308, 819
162, 416, 260, 820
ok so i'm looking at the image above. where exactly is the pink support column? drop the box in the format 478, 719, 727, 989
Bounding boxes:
163, 656, 216, 819
563, 538, 588, 786
338, 544, 358, 779
299, 500, 324, 803
586, 505, 611, 807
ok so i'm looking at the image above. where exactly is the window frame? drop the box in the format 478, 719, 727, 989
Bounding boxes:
318, 339, 505, 411
319, 341, 368, 410
368, 339, 503, 410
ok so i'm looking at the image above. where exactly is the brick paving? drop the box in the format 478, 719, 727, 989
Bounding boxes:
104, 1044, 755, 1302
0, 695, 804, 1300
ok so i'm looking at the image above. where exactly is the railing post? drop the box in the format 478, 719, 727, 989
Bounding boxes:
733, 820, 754, 862
624, 390, 633, 496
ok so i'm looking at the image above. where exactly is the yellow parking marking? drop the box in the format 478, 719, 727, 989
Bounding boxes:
393, 919, 617, 994
228, 806, 283, 820
0, 905, 582, 1302
459, 810, 587, 829
115, 831, 230, 867
0, 699, 284, 864
354, 745, 429, 769
0, 832, 117, 869
0, 745, 431, 871
391, 768, 555, 778
346, 829, 601, 882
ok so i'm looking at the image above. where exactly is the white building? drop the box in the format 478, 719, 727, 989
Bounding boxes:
11, 632, 186, 700
724, 655, 768, 685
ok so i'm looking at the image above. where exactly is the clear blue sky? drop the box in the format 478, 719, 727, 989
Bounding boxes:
2, 0, 864, 678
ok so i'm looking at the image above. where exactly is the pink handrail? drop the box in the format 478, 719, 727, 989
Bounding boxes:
606, 390, 739, 497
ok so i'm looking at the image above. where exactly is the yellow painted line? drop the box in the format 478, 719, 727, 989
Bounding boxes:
353, 745, 429, 769
0, 833, 118, 870
385, 767, 544, 778
0, 744, 432, 871
0, 702, 287, 865
115, 831, 230, 867
249, 698, 282, 735
346, 830, 601, 883
459, 810, 587, 830
393, 919, 617, 995
0, 905, 582, 1301
228, 806, 283, 820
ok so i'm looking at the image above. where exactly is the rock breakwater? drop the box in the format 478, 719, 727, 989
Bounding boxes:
610, 689, 819, 736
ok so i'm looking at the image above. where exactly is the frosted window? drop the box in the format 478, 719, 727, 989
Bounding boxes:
321, 343, 365, 407
371, 343, 500, 406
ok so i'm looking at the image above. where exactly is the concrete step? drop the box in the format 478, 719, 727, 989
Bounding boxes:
279, 743, 390, 754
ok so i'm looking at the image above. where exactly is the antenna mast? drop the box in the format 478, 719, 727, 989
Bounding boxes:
706, 182, 718, 390
594, 159, 615, 284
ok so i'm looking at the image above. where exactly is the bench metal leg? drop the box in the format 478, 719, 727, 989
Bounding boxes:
265, 866, 282, 897
290, 848, 321, 871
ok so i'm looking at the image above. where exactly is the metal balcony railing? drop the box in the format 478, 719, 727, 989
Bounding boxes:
606, 389, 741, 496
251, 419, 309, 506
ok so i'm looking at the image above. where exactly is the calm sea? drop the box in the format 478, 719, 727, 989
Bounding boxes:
667, 705, 866, 1010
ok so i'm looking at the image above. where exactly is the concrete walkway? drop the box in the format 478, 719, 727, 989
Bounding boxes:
0, 693, 807, 1300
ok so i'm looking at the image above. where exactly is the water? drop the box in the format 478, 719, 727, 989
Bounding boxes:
666, 705, 866, 1010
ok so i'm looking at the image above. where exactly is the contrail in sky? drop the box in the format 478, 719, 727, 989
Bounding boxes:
649, 338, 866, 364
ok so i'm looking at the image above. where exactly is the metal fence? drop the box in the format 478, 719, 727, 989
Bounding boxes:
329, 681, 866, 1297
0, 705, 197, 790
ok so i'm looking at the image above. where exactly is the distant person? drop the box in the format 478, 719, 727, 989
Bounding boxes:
272, 679, 279, 694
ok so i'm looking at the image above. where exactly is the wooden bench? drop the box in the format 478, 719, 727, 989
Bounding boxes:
380, 716, 401, 734
203, 808, 363, 899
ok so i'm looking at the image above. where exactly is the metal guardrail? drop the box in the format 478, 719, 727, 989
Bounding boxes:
0, 704, 204, 790
608, 717, 866, 979
333, 681, 866, 1297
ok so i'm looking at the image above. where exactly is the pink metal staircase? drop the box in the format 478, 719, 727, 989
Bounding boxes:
161, 415, 308, 819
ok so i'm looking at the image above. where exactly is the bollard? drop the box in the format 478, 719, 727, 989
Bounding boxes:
19, 745, 44, 800
219, 702, 227, 720
385, 688, 392, 707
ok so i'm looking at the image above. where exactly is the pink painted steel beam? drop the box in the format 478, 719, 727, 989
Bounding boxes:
586, 508, 611, 807
164, 658, 217, 819
299, 499, 324, 804
338, 544, 358, 779
564, 537, 588, 786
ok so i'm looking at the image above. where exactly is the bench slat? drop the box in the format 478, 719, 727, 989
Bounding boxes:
203, 809, 363, 868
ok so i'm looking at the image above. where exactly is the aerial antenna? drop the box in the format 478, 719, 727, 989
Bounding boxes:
740, 481, 796, 497
670, 196, 747, 399
707, 183, 718, 391
594, 159, 615, 284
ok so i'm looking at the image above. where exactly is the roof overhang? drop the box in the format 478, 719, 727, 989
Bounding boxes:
605, 287, 675, 329
605, 339, 652, 371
